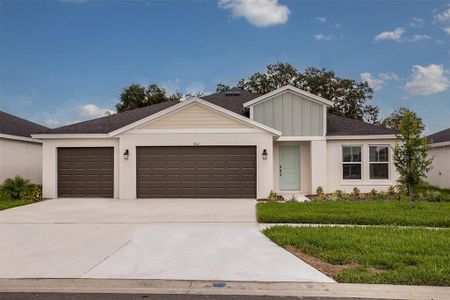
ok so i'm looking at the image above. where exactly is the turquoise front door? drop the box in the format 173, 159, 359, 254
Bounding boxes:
279, 145, 300, 191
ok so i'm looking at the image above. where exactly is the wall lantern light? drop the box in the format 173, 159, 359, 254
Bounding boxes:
262, 149, 268, 160
123, 149, 129, 160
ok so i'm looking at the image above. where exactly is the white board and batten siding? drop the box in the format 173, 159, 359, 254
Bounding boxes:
253, 91, 324, 136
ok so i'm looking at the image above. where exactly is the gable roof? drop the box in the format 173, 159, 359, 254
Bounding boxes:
109, 97, 281, 136
243, 85, 334, 108
427, 127, 450, 144
34, 87, 396, 137
0, 110, 48, 138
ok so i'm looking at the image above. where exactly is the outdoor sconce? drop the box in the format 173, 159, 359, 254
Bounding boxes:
123, 149, 129, 160
262, 149, 268, 160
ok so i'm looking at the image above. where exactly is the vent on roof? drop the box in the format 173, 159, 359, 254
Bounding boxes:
225, 88, 241, 96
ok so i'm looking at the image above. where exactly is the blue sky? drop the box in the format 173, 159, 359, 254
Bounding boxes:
1, 0, 449, 133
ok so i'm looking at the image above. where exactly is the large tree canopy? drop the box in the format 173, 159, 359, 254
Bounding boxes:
223, 63, 378, 123
115, 84, 182, 113
382, 107, 425, 132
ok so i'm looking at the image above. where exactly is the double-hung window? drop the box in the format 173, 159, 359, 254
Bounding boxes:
369, 145, 389, 179
342, 146, 362, 180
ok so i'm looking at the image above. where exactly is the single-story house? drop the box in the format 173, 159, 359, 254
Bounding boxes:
33, 85, 399, 199
426, 127, 450, 189
0, 110, 48, 184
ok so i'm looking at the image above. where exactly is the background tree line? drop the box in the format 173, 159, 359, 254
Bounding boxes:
115, 62, 420, 131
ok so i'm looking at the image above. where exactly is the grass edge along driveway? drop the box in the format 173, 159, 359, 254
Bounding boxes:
257, 201, 450, 227
263, 226, 450, 286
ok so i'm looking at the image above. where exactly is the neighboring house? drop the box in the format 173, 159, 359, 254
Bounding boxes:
426, 127, 450, 189
33, 85, 399, 199
0, 111, 48, 184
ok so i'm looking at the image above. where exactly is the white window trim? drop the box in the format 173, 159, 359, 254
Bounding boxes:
368, 144, 391, 180
342, 145, 363, 181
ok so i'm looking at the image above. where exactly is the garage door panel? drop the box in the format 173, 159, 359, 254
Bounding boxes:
58, 147, 114, 198
137, 146, 256, 198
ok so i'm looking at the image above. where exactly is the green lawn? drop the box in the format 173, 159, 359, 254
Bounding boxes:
257, 201, 450, 227
0, 192, 34, 210
263, 226, 450, 286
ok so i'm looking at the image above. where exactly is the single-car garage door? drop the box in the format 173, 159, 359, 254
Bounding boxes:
137, 146, 256, 198
58, 147, 114, 198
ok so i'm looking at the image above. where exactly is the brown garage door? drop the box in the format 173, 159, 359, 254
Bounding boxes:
58, 147, 114, 198
137, 146, 256, 198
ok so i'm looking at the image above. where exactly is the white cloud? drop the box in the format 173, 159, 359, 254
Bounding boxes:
44, 119, 64, 127
314, 33, 333, 41
374, 27, 405, 42
407, 34, 431, 42
410, 17, 424, 28
379, 72, 399, 81
361, 72, 399, 91
444, 27, 450, 35
335, 23, 341, 28
434, 7, 450, 23
361, 72, 384, 91
75, 104, 114, 118
404, 64, 449, 96
161, 79, 181, 95
316, 16, 326, 23
218, 0, 290, 27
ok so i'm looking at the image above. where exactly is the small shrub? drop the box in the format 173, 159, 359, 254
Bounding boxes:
19, 184, 42, 202
351, 187, 361, 198
422, 190, 442, 202
1, 176, 31, 200
316, 186, 324, 196
387, 186, 396, 196
285, 194, 298, 202
268, 191, 284, 202
368, 189, 378, 197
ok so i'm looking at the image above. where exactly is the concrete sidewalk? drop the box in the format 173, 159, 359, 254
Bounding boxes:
1, 279, 448, 300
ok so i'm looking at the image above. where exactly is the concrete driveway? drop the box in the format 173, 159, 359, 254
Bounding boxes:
0, 198, 333, 282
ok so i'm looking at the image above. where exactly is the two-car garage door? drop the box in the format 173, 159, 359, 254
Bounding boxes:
137, 146, 256, 198
57, 146, 256, 198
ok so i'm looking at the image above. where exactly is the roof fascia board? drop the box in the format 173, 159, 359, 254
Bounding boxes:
31, 134, 111, 139
430, 141, 450, 147
326, 134, 397, 140
0, 133, 43, 143
243, 85, 333, 108
109, 97, 281, 137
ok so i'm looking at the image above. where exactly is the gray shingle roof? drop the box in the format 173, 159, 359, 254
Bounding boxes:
41, 101, 179, 134
427, 127, 450, 144
326, 113, 398, 136
38, 90, 397, 136
0, 110, 48, 138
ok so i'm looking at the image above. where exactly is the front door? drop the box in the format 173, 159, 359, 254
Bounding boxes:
279, 145, 300, 191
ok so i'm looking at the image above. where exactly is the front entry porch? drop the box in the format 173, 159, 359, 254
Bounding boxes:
273, 140, 327, 197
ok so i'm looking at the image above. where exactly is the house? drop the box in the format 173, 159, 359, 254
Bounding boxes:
33, 85, 399, 199
0, 111, 48, 184
426, 127, 450, 189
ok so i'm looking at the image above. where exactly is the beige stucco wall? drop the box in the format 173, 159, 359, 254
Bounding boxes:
119, 131, 274, 199
426, 145, 450, 189
326, 139, 399, 193
141, 103, 251, 129
0, 138, 43, 184
41, 138, 120, 199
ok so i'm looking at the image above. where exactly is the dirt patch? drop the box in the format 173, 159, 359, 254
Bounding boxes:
285, 245, 385, 278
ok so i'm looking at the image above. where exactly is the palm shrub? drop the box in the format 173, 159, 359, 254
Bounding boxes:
1, 176, 31, 199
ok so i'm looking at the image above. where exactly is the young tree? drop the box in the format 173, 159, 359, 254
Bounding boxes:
115, 83, 182, 112
236, 63, 378, 123
393, 111, 433, 203
382, 107, 424, 131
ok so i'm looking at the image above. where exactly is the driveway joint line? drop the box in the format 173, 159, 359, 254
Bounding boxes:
79, 239, 132, 279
